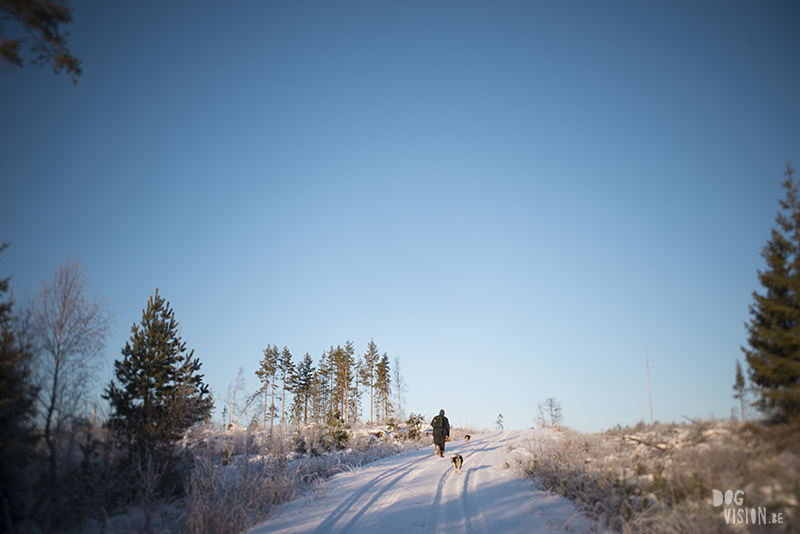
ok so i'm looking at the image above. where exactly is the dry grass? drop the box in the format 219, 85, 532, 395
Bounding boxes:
185, 452, 295, 534
14, 422, 426, 534
516, 421, 800, 534
182, 424, 425, 534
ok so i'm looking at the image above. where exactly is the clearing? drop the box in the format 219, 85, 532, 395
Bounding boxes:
247, 429, 598, 534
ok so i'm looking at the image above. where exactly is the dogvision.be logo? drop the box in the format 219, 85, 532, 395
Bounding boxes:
713, 489, 783, 526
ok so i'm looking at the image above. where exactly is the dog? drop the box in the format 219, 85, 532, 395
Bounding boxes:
451, 454, 463, 474
464, 434, 471, 444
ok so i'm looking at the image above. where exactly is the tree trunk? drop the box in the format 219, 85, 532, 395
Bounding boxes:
263, 386, 268, 429
281, 374, 286, 427
44, 355, 60, 513
270, 379, 276, 432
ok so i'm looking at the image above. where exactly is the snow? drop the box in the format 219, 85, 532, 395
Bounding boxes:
247, 430, 600, 534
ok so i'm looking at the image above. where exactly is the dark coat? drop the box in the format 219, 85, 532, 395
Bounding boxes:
431, 414, 450, 445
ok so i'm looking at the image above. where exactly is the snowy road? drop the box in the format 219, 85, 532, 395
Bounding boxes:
248, 430, 598, 534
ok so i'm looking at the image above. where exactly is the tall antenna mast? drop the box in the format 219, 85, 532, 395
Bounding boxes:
646, 343, 653, 425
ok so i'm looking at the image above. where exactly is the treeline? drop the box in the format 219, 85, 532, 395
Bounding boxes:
0, 250, 216, 532
0, 246, 409, 533
237, 338, 401, 432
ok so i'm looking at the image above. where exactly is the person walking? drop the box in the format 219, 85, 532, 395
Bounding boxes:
430, 409, 450, 458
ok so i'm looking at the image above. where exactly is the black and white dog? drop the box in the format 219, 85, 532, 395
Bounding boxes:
451, 454, 463, 474
464, 434, 471, 444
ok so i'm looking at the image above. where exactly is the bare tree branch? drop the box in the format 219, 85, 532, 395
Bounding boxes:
29, 255, 113, 498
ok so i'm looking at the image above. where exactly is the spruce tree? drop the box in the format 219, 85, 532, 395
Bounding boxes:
743, 162, 800, 421
0, 244, 39, 526
104, 289, 211, 456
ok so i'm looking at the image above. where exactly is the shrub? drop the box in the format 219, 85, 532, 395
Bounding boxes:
517, 421, 800, 533
405, 413, 425, 440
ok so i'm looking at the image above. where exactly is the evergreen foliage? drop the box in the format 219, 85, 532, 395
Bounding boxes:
0, 0, 83, 83
375, 353, 392, 421
330, 341, 355, 424
252, 339, 396, 427
351, 356, 363, 424
255, 344, 278, 429
311, 353, 329, 423
0, 243, 39, 526
743, 162, 800, 421
104, 289, 211, 456
289, 352, 314, 424
362, 339, 379, 423
278, 346, 294, 426
405, 412, 425, 440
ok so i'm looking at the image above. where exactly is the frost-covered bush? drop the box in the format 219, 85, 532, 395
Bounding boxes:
183, 423, 425, 534
517, 422, 800, 534
16, 420, 426, 534
186, 450, 296, 534
405, 413, 425, 440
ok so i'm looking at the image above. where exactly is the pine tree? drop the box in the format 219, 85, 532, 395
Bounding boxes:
278, 346, 294, 427
351, 357, 363, 424
362, 339, 379, 423
322, 347, 335, 418
310, 366, 324, 424
287, 360, 300, 424
327, 344, 353, 424
341, 340, 355, 423
289, 352, 314, 424
255, 345, 278, 430
104, 289, 211, 457
314, 351, 332, 424
375, 353, 392, 421
0, 0, 83, 83
743, 162, 800, 421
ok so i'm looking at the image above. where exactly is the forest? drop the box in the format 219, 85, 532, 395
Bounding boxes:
0, 253, 425, 534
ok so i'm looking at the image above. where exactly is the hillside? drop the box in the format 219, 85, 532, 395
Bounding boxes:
247, 429, 597, 534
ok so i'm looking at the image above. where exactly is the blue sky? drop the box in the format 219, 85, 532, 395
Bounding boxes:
2, 0, 799, 432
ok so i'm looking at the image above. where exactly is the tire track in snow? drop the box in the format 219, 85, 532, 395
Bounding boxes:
336, 453, 432, 534
311, 454, 429, 534
457, 431, 521, 534
425, 436, 497, 534
352, 438, 498, 534
458, 439, 494, 534
425, 468, 450, 534
460, 457, 490, 534
461, 468, 475, 534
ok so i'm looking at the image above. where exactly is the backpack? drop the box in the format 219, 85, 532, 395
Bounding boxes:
432, 415, 443, 428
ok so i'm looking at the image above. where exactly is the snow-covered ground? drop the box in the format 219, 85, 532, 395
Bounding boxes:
247, 430, 599, 534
